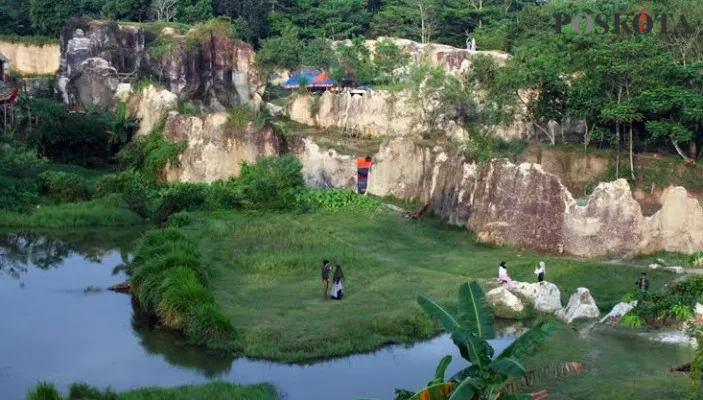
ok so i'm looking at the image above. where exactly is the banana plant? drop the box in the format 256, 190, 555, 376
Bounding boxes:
106, 102, 137, 150
366, 281, 556, 400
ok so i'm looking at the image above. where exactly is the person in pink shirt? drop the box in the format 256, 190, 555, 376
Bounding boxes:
498, 261, 512, 284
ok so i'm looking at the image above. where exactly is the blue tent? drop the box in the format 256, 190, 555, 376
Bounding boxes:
283, 67, 335, 89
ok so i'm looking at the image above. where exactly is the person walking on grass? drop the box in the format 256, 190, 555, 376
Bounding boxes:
534, 261, 546, 282
331, 264, 344, 300
636, 272, 649, 292
321, 259, 331, 299
498, 261, 512, 284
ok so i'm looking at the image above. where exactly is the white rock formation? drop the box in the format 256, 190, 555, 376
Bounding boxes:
117, 84, 178, 136
556, 288, 600, 324
163, 113, 281, 182
293, 138, 356, 188
486, 287, 525, 319
505, 281, 563, 313
599, 301, 638, 324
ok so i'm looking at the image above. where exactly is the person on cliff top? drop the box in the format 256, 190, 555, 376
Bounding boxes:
534, 261, 546, 283
498, 261, 512, 284
636, 272, 649, 292
331, 264, 344, 300
321, 259, 332, 299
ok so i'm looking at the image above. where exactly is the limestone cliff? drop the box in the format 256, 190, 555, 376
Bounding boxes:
115, 83, 178, 136
0, 41, 60, 75
288, 90, 468, 140
163, 112, 282, 183
287, 137, 357, 188
367, 137, 703, 256
57, 19, 262, 111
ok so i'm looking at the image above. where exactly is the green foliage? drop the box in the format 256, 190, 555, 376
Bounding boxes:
117, 116, 187, 185
0, 197, 144, 228
374, 39, 410, 82
672, 303, 694, 322
295, 188, 381, 212
155, 182, 208, 223
29, 0, 78, 35
626, 277, 703, 326
237, 155, 305, 210
130, 227, 237, 347
300, 37, 338, 71
0, 34, 58, 45
332, 37, 377, 84
38, 171, 89, 203
687, 324, 703, 399
256, 25, 302, 73
175, 0, 214, 24
26, 382, 62, 400
689, 252, 703, 268
227, 105, 267, 129
618, 314, 644, 328
406, 281, 555, 400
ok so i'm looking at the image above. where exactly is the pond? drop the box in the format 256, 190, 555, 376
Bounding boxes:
0, 231, 520, 400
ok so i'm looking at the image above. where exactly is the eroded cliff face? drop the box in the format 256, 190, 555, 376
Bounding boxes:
288, 90, 468, 140
57, 19, 262, 111
163, 112, 282, 183
366, 137, 703, 256
115, 83, 178, 136
0, 41, 61, 75
287, 137, 357, 188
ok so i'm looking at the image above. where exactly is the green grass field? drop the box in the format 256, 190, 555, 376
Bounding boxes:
179, 210, 678, 363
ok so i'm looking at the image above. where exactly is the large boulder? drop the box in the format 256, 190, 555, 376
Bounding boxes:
163, 113, 282, 182
505, 281, 563, 313
72, 57, 120, 111
599, 301, 638, 324
556, 288, 600, 324
288, 138, 356, 188
486, 287, 525, 319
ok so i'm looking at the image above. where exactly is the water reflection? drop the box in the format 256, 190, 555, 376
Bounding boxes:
0, 229, 139, 284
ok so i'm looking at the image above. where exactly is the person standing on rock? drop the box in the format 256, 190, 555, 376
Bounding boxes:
534, 261, 546, 282
636, 272, 649, 292
498, 261, 512, 284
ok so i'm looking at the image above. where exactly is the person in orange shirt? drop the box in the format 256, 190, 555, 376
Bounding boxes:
357, 156, 372, 194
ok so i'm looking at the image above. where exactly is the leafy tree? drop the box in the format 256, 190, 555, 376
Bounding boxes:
29, 0, 79, 36
369, 3, 420, 42
332, 36, 377, 84
300, 37, 338, 71
374, 39, 410, 82
175, 0, 214, 24
256, 24, 302, 72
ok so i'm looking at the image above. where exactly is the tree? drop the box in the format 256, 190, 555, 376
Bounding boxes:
256, 24, 302, 72
374, 39, 411, 82
175, 0, 213, 23
409, 0, 439, 44
29, 0, 79, 36
151, 0, 177, 20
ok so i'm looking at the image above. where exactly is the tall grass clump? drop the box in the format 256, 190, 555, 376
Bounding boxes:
0, 197, 144, 228
130, 228, 237, 348
295, 188, 381, 212
38, 171, 89, 203
26, 382, 62, 400
237, 155, 304, 210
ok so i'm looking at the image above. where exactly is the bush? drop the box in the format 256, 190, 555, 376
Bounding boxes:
237, 155, 305, 210
95, 171, 154, 218
155, 183, 209, 223
295, 188, 381, 212
618, 314, 644, 328
205, 179, 243, 210
0, 177, 39, 212
26, 382, 62, 400
38, 171, 89, 203
0, 198, 144, 228
689, 251, 703, 268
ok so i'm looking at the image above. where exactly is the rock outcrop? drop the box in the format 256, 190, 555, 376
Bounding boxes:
600, 301, 638, 324
72, 57, 121, 111
504, 281, 563, 313
486, 286, 525, 319
288, 90, 468, 140
288, 137, 357, 188
163, 113, 282, 182
116, 83, 178, 135
0, 40, 61, 75
556, 288, 600, 324
364, 137, 703, 256
57, 19, 262, 111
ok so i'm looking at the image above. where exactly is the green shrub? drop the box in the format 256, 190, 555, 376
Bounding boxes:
68, 382, 103, 399
295, 188, 381, 212
0, 198, 144, 228
0, 177, 39, 212
38, 171, 89, 203
155, 183, 209, 223
672, 303, 694, 322
205, 178, 243, 210
168, 211, 194, 227
227, 105, 267, 130
26, 382, 62, 400
618, 313, 644, 328
238, 155, 305, 210
95, 171, 154, 218
689, 251, 703, 268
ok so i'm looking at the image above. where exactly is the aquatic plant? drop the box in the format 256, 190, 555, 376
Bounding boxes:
618, 314, 644, 328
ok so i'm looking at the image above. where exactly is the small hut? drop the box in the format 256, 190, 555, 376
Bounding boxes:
283, 67, 335, 91
0, 51, 19, 128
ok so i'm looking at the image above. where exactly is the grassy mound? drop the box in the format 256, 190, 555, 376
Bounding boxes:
130, 228, 237, 348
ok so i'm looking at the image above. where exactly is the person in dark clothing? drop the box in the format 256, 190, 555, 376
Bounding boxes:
636, 272, 649, 292
321, 259, 331, 299
357, 156, 372, 194
331, 264, 344, 300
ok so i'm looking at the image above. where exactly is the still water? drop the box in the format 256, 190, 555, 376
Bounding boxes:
0, 231, 518, 400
